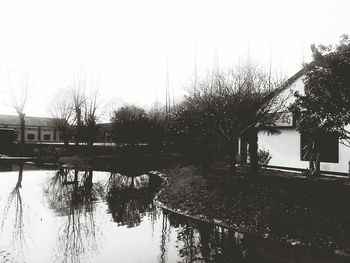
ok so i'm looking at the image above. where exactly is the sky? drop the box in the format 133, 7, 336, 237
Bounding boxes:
0, 0, 349, 119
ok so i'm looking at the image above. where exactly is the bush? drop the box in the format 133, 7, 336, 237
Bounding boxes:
35, 147, 59, 164
258, 149, 272, 166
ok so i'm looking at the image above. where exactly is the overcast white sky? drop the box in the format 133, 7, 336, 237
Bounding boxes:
0, 0, 349, 119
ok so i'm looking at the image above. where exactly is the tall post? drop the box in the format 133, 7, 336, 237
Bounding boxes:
248, 128, 259, 176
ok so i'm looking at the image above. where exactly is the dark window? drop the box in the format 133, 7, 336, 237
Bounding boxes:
43, 134, 51, 141
300, 132, 339, 163
27, 133, 35, 140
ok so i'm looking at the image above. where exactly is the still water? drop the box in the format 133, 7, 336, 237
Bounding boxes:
0, 164, 344, 263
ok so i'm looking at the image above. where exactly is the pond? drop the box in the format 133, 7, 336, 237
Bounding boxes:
0, 164, 346, 263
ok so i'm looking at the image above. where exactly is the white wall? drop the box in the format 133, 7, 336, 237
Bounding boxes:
24, 129, 39, 142
258, 129, 350, 174
259, 129, 306, 169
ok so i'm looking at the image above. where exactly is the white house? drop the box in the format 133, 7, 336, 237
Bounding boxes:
258, 65, 350, 175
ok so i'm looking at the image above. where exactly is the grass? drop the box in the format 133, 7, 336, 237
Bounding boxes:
158, 165, 350, 259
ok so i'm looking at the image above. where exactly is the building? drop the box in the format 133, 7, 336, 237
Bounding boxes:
0, 114, 62, 143
258, 65, 350, 175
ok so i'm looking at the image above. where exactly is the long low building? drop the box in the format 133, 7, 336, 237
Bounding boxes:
0, 114, 62, 143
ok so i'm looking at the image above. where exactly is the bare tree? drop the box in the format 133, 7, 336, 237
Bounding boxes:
65, 66, 86, 145
11, 72, 31, 144
83, 86, 103, 147
50, 90, 74, 145
171, 62, 287, 175
65, 65, 103, 146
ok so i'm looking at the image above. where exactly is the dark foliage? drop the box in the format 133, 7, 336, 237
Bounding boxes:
111, 105, 165, 146
290, 35, 350, 140
169, 65, 285, 174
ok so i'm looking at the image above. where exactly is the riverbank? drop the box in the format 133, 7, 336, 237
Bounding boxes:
157, 165, 350, 262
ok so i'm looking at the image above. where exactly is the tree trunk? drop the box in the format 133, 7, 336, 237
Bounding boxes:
314, 153, 320, 177
75, 108, 81, 145
240, 135, 248, 164
229, 138, 239, 175
16, 163, 24, 188
248, 128, 259, 176
19, 113, 25, 144
74, 169, 79, 183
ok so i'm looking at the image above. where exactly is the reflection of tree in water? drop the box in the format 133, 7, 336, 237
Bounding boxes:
161, 211, 253, 263
0, 163, 26, 259
106, 172, 161, 228
45, 168, 104, 263
159, 212, 170, 263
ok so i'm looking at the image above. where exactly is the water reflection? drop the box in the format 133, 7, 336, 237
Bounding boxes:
160, 210, 340, 263
44, 167, 162, 262
0, 167, 345, 263
106, 172, 162, 227
158, 211, 266, 263
45, 168, 105, 263
0, 163, 26, 259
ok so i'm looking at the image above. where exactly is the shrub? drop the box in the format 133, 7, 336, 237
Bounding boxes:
258, 149, 272, 166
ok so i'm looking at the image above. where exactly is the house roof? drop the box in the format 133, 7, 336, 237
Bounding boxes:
0, 114, 59, 127
278, 60, 317, 93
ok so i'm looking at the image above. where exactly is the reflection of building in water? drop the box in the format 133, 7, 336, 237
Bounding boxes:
0, 114, 62, 143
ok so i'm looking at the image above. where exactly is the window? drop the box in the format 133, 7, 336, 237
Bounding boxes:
43, 134, 51, 141
300, 132, 339, 163
27, 133, 35, 140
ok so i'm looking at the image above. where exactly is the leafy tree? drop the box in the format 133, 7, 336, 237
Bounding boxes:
290, 35, 350, 176
111, 105, 165, 146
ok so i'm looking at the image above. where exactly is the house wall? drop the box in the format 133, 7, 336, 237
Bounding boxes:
258, 129, 350, 174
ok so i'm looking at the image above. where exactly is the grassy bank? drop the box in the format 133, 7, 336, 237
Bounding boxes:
157, 165, 350, 260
